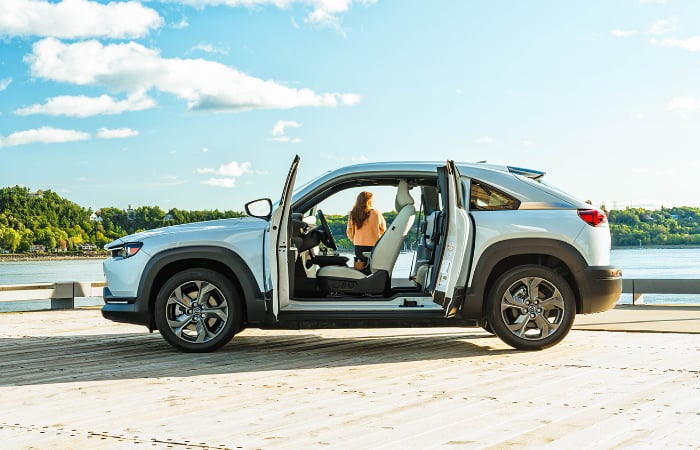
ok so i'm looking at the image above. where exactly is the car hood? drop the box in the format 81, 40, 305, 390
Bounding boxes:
105, 217, 267, 248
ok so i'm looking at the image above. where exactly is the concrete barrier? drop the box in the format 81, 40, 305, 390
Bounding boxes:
621, 278, 700, 304
0, 281, 106, 309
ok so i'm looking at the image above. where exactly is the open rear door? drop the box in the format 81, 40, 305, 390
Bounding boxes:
269, 155, 300, 319
432, 160, 472, 317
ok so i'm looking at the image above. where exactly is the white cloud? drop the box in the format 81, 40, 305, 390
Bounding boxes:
26, 38, 361, 112
171, 16, 189, 29
476, 136, 495, 144
0, 78, 11, 91
272, 136, 302, 143
611, 29, 637, 38
202, 147, 209, 153
0, 0, 163, 39
14, 93, 156, 117
648, 17, 677, 36
150, 175, 186, 187
340, 93, 362, 105
272, 120, 302, 143
0, 126, 90, 147
272, 120, 302, 136
96, 128, 139, 139
161, 0, 376, 30
651, 36, 700, 52
197, 161, 252, 176
188, 43, 229, 55
667, 96, 700, 112
201, 177, 236, 188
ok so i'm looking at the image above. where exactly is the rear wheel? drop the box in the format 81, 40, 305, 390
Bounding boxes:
486, 265, 575, 350
154, 268, 242, 352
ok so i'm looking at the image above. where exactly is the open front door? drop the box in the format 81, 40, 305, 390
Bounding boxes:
269, 155, 300, 319
432, 160, 472, 317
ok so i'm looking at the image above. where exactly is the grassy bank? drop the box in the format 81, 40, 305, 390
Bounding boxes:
0, 252, 108, 262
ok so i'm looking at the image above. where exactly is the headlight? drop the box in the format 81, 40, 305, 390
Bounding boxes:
110, 242, 143, 259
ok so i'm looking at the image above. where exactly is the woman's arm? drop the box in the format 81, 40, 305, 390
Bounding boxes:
346, 214, 355, 241
377, 210, 387, 235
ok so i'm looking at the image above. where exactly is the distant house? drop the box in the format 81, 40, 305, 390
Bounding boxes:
29, 244, 46, 253
76, 243, 97, 251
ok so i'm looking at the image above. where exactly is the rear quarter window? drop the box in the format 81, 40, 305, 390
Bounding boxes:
470, 179, 520, 211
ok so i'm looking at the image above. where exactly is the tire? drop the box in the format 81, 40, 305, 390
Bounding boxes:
154, 268, 242, 352
480, 321, 494, 335
486, 265, 576, 351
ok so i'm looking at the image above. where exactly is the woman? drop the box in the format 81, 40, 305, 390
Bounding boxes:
346, 191, 386, 270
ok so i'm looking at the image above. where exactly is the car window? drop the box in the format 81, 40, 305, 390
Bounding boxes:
314, 185, 419, 217
469, 179, 520, 210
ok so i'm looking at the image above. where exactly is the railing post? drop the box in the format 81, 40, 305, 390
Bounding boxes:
631, 280, 645, 305
50, 282, 75, 309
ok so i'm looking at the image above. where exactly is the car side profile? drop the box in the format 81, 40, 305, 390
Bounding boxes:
102, 157, 622, 352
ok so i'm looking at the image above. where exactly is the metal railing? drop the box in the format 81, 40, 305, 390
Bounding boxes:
0, 279, 698, 310
622, 279, 700, 305
0, 281, 106, 310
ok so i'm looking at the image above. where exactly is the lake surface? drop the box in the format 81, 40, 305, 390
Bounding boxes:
0, 248, 698, 310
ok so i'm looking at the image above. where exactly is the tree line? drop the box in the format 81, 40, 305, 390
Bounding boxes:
606, 206, 700, 247
0, 186, 243, 253
1, 185, 698, 253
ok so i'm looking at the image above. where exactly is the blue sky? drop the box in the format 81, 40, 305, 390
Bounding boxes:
1, 0, 699, 214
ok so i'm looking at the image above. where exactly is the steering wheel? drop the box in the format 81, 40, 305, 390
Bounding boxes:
316, 210, 337, 251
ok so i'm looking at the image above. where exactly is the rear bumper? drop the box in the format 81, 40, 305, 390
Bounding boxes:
101, 287, 150, 327
577, 266, 623, 314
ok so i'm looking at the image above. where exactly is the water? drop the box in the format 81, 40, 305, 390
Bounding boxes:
611, 248, 700, 305
0, 258, 105, 312
0, 259, 105, 285
0, 248, 698, 310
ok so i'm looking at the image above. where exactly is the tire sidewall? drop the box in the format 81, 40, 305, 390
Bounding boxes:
487, 265, 576, 350
154, 268, 241, 353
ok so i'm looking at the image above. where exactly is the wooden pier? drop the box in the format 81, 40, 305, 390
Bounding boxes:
0, 307, 698, 449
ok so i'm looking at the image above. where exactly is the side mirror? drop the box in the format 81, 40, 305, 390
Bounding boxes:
245, 198, 272, 219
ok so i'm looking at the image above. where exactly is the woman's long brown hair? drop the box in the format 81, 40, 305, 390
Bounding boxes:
350, 191, 373, 229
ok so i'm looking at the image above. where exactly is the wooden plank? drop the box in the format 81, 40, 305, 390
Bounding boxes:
0, 309, 698, 448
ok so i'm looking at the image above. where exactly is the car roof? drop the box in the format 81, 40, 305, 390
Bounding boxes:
290, 160, 587, 211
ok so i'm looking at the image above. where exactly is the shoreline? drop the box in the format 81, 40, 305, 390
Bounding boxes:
612, 245, 700, 250
0, 253, 107, 262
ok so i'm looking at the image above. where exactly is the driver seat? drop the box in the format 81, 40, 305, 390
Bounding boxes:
317, 180, 416, 294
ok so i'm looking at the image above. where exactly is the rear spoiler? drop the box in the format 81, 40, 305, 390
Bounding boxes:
507, 166, 545, 180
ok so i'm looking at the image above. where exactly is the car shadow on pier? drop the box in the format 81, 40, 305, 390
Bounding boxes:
0, 329, 515, 387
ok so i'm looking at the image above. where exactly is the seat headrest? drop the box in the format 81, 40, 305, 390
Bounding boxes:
395, 180, 414, 211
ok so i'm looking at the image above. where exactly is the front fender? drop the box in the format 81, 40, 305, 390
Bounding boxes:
137, 246, 268, 328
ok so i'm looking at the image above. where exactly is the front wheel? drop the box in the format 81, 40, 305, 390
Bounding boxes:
154, 268, 242, 352
486, 265, 576, 350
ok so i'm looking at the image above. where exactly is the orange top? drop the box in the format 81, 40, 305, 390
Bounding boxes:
347, 209, 387, 246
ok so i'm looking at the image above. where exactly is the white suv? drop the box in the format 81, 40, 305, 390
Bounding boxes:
102, 157, 622, 352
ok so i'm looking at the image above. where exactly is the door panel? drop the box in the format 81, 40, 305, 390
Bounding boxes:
432, 160, 472, 317
269, 155, 300, 318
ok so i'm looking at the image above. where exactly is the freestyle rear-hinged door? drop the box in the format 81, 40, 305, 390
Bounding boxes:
432, 160, 472, 317
269, 155, 300, 319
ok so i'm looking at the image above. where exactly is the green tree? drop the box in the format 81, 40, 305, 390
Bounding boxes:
0, 227, 21, 253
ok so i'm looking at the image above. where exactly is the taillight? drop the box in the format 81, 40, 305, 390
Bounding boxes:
578, 209, 607, 227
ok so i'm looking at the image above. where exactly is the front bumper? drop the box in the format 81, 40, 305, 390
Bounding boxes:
577, 266, 623, 314
101, 286, 150, 327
